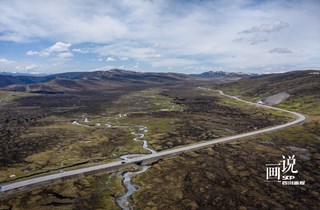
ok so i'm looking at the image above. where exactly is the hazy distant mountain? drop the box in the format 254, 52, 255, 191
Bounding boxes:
2, 69, 318, 96
0, 69, 191, 89
0, 75, 48, 88
191, 71, 257, 79
0, 71, 48, 76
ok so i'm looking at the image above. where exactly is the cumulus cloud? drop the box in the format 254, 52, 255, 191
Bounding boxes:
0, 1, 127, 43
27, 42, 72, 59
1, 0, 320, 73
26, 50, 50, 57
150, 58, 198, 68
0, 58, 15, 65
106, 57, 115, 61
241, 21, 290, 34
72, 48, 90, 54
57, 52, 73, 58
25, 64, 38, 70
119, 57, 129, 61
18, 64, 38, 70
26, 51, 38, 56
97, 43, 162, 61
94, 65, 115, 71
47, 42, 71, 52
14, 64, 39, 73
0, 58, 43, 73
269, 48, 292, 54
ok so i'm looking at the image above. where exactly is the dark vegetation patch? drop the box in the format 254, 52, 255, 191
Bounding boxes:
0, 173, 124, 210
0, 82, 151, 177
130, 72, 320, 210
1, 71, 316, 209
215, 70, 320, 100
132, 121, 320, 210
145, 87, 288, 150
0, 109, 51, 167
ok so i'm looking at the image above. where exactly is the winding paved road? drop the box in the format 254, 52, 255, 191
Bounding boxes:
0, 90, 305, 193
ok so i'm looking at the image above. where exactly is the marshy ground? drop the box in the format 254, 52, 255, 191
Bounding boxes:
1, 79, 317, 209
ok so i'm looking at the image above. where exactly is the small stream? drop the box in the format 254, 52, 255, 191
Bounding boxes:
116, 165, 150, 210
116, 125, 157, 210
71, 118, 156, 210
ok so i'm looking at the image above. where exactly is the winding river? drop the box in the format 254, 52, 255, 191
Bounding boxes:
72, 118, 156, 210
116, 126, 157, 210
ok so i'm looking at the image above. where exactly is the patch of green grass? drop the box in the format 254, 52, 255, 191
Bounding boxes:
215, 84, 320, 116
0, 88, 183, 182
0, 91, 37, 106
277, 96, 320, 116
131, 120, 320, 209
0, 173, 124, 210
200, 88, 294, 121
0, 113, 148, 182
109, 88, 184, 114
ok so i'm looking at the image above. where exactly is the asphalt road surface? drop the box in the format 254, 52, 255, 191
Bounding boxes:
0, 90, 305, 192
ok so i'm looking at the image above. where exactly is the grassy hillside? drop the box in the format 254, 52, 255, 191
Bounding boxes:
0, 69, 193, 89
217, 70, 320, 98
0, 77, 292, 209
0, 70, 319, 209
129, 71, 320, 210
215, 70, 320, 115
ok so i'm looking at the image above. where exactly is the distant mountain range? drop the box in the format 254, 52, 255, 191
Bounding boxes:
0, 71, 48, 76
190, 71, 257, 79
1, 69, 318, 95
0, 69, 319, 106
0, 69, 192, 91
0, 69, 256, 88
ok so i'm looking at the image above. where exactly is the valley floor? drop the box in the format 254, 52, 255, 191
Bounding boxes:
0, 81, 319, 209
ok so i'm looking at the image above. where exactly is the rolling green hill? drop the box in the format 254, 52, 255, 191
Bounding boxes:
217, 70, 320, 99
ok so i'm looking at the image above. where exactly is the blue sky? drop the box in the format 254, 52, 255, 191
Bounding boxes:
0, 0, 319, 74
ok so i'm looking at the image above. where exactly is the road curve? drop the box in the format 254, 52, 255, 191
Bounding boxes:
0, 90, 306, 193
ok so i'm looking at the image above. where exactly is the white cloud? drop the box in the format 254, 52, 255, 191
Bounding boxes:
0, 58, 43, 73
0, 58, 15, 65
97, 43, 162, 62
47, 42, 71, 52
26, 51, 38, 56
106, 57, 115, 61
0, 1, 127, 43
27, 42, 72, 59
15, 64, 39, 72
1, 0, 320, 73
57, 52, 73, 58
150, 58, 197, 68
72, 48, 90, 54
26, 50, 50, 57
91, 65, 115, 71
25, 64, 38, 70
